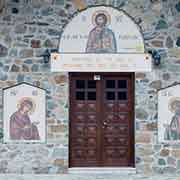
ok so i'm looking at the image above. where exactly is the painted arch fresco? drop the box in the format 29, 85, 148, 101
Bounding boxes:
59, 6, 145, 53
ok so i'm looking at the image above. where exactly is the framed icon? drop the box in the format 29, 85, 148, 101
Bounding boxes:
3, 83, 46, 143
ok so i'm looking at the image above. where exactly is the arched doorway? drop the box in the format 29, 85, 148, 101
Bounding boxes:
51, 6, 151, 168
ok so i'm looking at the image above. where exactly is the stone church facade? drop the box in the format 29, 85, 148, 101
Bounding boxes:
0, 0, 180, 175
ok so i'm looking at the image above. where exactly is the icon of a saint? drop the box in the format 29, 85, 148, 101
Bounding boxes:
86, 11, 117, 53
164, 97, 180, 141
10, 98, 40, 140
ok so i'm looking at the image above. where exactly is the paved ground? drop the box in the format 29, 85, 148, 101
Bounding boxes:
0, 174, 180, 180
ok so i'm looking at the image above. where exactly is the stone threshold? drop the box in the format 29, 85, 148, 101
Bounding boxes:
68, 167, 136, 174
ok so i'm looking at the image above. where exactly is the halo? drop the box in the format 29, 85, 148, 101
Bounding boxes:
17, 97, 36, 115
92, 10, 111, 26
168, 97, 180, 113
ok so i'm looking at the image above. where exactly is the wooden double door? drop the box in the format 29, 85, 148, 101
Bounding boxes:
69, 72, 135, 167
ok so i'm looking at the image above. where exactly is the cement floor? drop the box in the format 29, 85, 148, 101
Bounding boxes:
0, 174, 179, 180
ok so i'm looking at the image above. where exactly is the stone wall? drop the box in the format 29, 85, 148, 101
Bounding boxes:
0, 0, 180, 174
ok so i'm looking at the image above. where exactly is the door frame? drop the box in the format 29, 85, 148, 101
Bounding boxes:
68, 72, 135, 168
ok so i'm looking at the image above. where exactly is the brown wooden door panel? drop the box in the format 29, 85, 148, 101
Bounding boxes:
69, 72, 134, 167
69, 74, 100, 167
101, 74, 134, 166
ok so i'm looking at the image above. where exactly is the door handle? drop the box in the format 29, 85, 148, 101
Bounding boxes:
102, 122, 107, 129
103, 122, 108, 126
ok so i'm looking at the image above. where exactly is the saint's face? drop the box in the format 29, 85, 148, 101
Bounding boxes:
175, 102, 180, 113
21, 104, 32, 115
96, 15, 106, 27
172, 101, 180, 114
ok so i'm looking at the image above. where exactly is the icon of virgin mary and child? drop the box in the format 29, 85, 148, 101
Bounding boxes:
164, 97, 180, 141
9, 98, 40, 141
86, 11, 117, 53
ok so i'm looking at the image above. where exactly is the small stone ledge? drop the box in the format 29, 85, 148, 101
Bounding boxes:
68, 167, 137, 175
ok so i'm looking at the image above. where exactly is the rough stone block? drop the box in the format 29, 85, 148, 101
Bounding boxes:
136, 132, 152, 143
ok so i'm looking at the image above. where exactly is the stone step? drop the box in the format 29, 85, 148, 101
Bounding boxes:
68, 167, 136, 175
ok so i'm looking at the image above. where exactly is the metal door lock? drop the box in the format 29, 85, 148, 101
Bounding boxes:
103, 122, 107, 125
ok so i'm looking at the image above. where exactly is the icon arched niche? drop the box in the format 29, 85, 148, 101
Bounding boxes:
3, 83, 46, 143
59, 6, 145, 54
51, 6, 151, 72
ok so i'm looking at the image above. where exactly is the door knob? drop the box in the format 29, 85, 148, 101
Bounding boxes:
103, 122, 107, 125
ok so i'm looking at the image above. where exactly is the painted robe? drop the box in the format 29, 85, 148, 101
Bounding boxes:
10, 111, 40, 140
164, 111, 180, 140
86, 26, 117, 53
